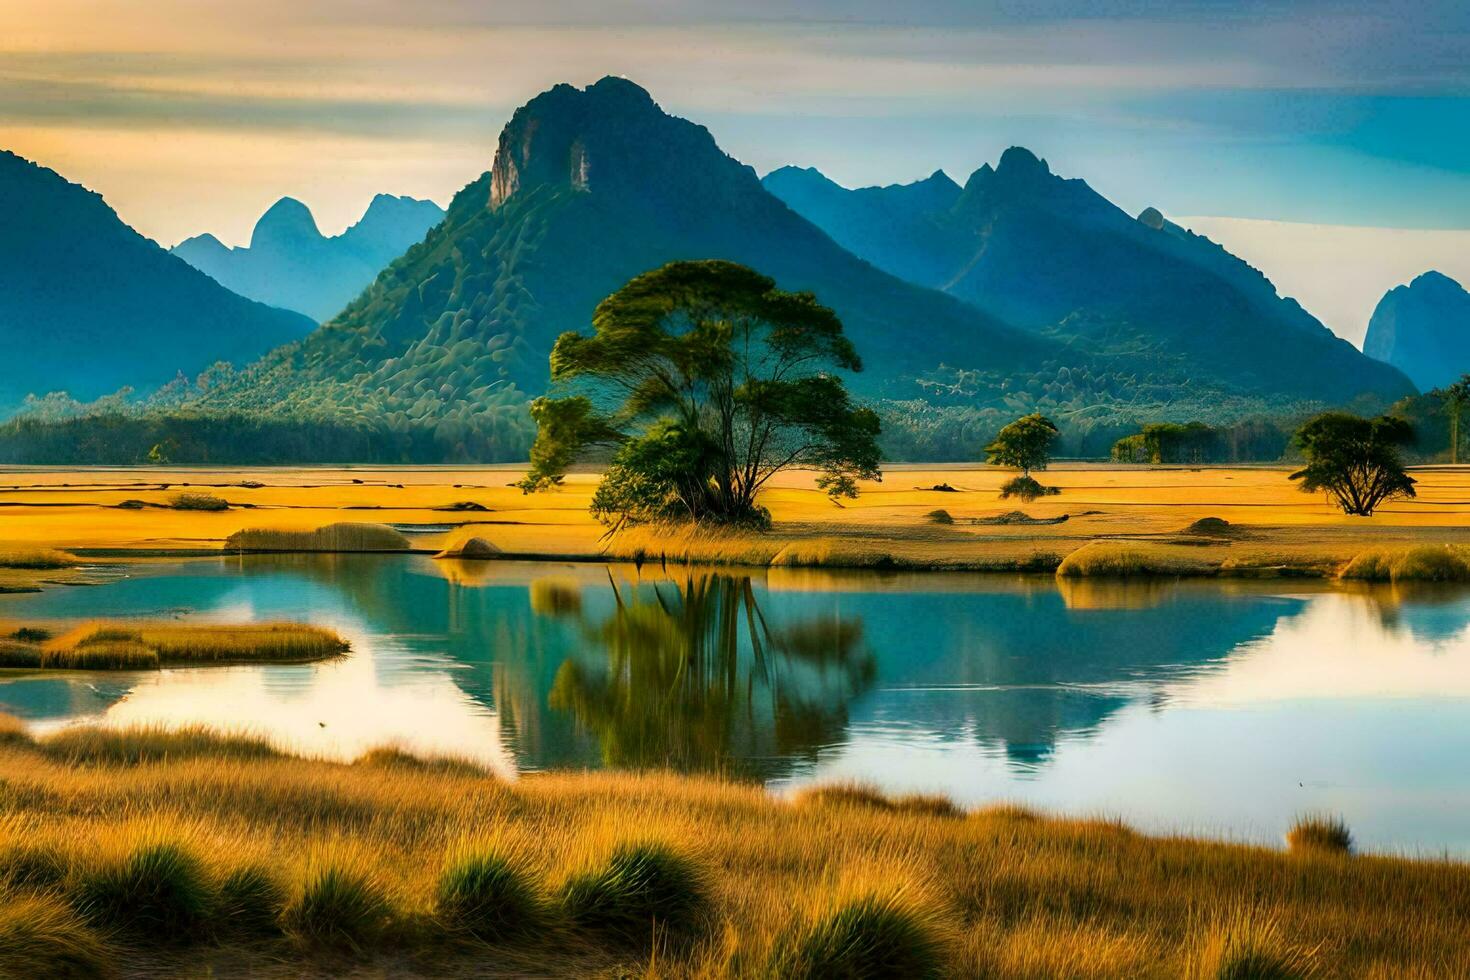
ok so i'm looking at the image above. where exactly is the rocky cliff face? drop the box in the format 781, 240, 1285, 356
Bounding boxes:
1364, 271, 1470, 391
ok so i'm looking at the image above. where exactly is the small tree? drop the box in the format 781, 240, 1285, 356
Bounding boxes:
1434, 375, 1470, 464
516, 261, 881, 526
1289, 412, 1416, 516
985, 414, 1058, 477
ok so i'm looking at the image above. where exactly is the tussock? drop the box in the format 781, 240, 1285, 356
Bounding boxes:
1057, 541, 1220, 578
1340, 545, 1470, 583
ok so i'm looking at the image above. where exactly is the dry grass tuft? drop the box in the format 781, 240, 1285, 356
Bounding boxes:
0, 547, 76, 570
16, 621, 348, 671
768, 892, 945, 979
1190, 909, 1319, 979
225, 523, 410, 553
560, 842, 711, 950
0, 892, 111, 979
282, 862, 394, 953
794, 783, 962, 818
436, 852, 550, 944
1286, 816, 1353, 856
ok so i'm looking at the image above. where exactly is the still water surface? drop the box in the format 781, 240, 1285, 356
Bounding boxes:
3, 555, 1469, 853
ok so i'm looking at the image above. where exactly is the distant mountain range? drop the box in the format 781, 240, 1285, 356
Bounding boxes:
172, 195, 445, 321
763, 152, 1411, 405
0, 150, 315, 413
1363, 272, 1470, 391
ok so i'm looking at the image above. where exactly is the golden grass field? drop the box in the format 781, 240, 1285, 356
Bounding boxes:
0, 463, 1467, 579
3, 717, 1469, 979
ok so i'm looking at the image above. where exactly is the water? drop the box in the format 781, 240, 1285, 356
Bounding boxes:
3, 554, 1470, 853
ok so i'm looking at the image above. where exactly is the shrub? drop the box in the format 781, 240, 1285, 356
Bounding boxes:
1056, 541, 1214, 578
768, 894, 944, 980
0, 893, 111, 979
925, 509, 954, 525
1286, 816, 1353, 856
560, 843, 710, 948
225, 523, 410, 553
73, 842, 216, 940
282, 866, 392, 952
999, 475, 1059, 501
218, 865, 286, 935
436, 853, 548, 943
169, 492, 229, 511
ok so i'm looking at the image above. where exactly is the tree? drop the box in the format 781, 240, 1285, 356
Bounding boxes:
516, 260, 882, 526
985, 413, 1059, 476
1289, 412, 1416, 516
1434, 375, 1470, 464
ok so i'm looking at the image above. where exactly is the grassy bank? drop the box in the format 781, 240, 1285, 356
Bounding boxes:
0, 622, 347, 670
0, 719, 1466, 978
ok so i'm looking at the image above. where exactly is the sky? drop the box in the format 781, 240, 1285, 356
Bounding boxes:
4, 1, 1469, 343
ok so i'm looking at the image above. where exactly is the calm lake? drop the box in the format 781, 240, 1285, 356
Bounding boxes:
4, 554, 1470, 854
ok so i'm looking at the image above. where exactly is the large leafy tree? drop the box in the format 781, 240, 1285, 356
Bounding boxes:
1289, 412, 1416, 516
985, 413, 1059, 476
517, 261, 881, 526
1433, 375, 1470, 464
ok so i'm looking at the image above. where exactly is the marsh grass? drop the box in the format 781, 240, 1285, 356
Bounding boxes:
1056, 541, 1220, 578
1340, 545, 1470, 583
0, 718, 1465, 977
169, 492, 229, 511
226, 522, 411, 553
74, 842, 216, 939
793, 782, 962, 818
0, 547, 75, 570
15, 622, 348, 671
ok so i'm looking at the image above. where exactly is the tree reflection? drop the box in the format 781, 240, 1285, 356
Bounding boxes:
548, 574, 874, 777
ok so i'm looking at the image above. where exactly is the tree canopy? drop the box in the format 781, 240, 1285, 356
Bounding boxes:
1433, 375, 1470, 464
517, 260, 881, 526
985, 413, 1059, 476
1289, 412, 1416, 516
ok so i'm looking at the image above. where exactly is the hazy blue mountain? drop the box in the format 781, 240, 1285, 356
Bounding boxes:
179, 77, 1058, 439
764, 149, 1414, 404
0, 150, 315, 413
1363, 271, 1470, 391
173, 194, 445, 321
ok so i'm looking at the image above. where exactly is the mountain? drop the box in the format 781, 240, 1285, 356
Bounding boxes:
172, 194, 445, 321
178, 77, 1064, 451
1363, 272, 1470, 391
763, 150, 1414, 405
0, 150, 315, 413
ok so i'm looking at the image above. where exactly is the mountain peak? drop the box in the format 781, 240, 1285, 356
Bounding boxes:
1410, 269, 1463, 292
1365, 269, 1470, 391
996, 146, 1049, 177
250, 197, 321, 250
488, 76, 747, 210
1137, 206, 1166, 230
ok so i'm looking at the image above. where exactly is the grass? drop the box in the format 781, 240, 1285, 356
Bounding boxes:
0, 718, 1466, 976
767, 893, 945, 979
1287, 816, 1354, 856
1, 622, 349, 671
0, 547, 75, 570
225, 522, 411, 553
1340, 545, 1470, 583
1056, 541, 1220, 578
169, 491, 229, 511
74, 841, 216, 939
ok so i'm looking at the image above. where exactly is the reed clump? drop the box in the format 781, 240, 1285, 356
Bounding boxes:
560, 843, 711, 949
1340, 545, 1470, 583
768, 893, 945, 979
436, 853, 549, 944
225, 522, 411, 553
1286, 815, 1353, 856
0, 547, 76, 570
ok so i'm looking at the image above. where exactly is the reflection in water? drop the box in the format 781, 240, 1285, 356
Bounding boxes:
2, 556, 1470, 849
548, 574, 873, 776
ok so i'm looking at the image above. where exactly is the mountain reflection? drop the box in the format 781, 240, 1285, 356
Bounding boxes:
547, 574, 874, 777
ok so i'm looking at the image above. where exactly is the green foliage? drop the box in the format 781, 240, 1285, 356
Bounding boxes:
560, 843, 710, 949
1289, 413, 1416, 516
523, 261, 881, 525
169, 492, 228, 511
999, 475, 1059, 501
217, 866, 286, 935
767, 894, 944, 980
282, 866, 392, 952
985, 413, 1058, 475
1432, 375, 1470, 464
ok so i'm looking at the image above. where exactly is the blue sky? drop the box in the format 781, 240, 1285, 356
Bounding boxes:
4, 0, 1468, 335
